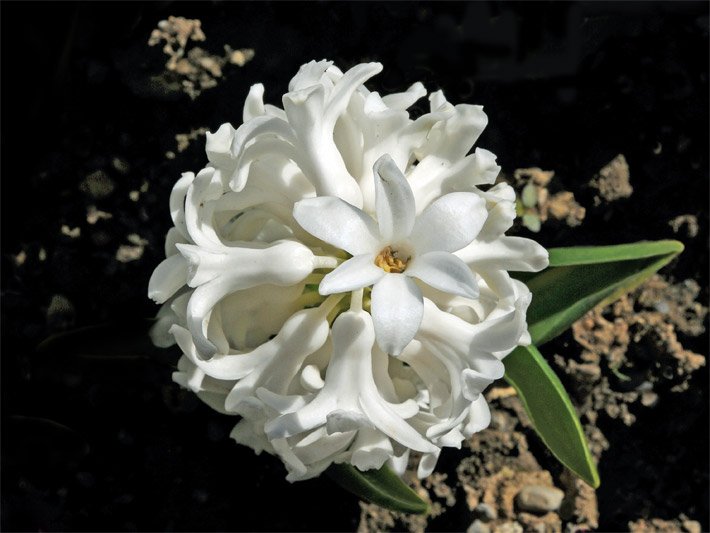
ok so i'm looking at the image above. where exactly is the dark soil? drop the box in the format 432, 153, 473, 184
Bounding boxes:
2, 2, 708, 532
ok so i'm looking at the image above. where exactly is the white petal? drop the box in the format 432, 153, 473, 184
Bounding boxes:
243, 83, 266, 121
371, 275, 423, 355
324, 62, 383, 127
359, 393, 438, 454
461, 368, 494, 401
148, 254, 187, 303
410, 148, 501, 212
288, 59, 333, 92
387, 450, 410, 477
230, 419, 274, 455
456, 236, 549, 272
319, 254, 384, 294
418, 99, 489, 163
417, 450, 441, 479
373, 154, 416, 242
256, 388, 309, 413
293, 197, 379, 255
283, 84, 363, 207
164, 227, 189, 257
184, 168, 225, 249
205, 123, 236, 169
381, 82, 426, 111
177, 240, 314, 289
350, 428, 394, 471
326, 410, 372, 434
474, 183, 517, 240
300, 364, 325, 392
406, 251, 478, 299
463, 395, 491, 437
169, 172, 195, 241
183, 241, 316, 357
410, 192, 486, 253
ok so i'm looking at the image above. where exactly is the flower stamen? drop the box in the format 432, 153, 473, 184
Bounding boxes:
375, 246, 409, 273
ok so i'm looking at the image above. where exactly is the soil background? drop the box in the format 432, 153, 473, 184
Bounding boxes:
1, 2, 708, 532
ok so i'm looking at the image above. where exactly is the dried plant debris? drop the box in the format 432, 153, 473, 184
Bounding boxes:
669, 214, 699, 238
590, 154, 633, 205
61, 225, 81, 239
86, 206, 113, 225
115, 234, 149, 263
148, 16, 254, 99
512, 167, 585, 232
629, 516, 702, 533
128, 181, 149, 203
175, 127, 209, 153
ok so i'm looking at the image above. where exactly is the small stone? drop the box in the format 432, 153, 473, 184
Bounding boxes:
129, 190, 140, 202
13, 250, 26, 266
641, 391, 659, 407
38, 248, 47, 261
228, 48, 255, 67
467, 519, 491, 533
474, 503, 498, 521
515, 485, 565, 513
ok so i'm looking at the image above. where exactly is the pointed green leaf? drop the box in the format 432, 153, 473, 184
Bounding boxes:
504, 344, 600, 488
522, 240, 683, 345
547, 240, 683, 267
327, 463, 429, 514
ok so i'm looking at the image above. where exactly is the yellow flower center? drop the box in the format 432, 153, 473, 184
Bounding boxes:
374, 246, 409, 273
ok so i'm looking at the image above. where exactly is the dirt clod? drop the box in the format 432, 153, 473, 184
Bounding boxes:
148, 16, 254, 99
590, 154, 633, 205
80, 170, 115, 199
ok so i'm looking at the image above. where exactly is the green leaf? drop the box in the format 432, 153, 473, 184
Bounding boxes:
547, 240, 684, 267
523, 240, 683, 345
327, 463, 429, 515
504, 344, 600, 488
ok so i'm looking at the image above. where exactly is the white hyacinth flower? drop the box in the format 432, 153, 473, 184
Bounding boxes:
148, 59, 549, 482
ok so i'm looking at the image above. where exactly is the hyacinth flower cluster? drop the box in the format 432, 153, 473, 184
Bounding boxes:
148, 60, 549, 482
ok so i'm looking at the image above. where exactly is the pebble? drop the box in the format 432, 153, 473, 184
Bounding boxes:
474, 503, 498, 521
682, 519, 701, 533
467, 519, 490, 533
516, 485, 565, 513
